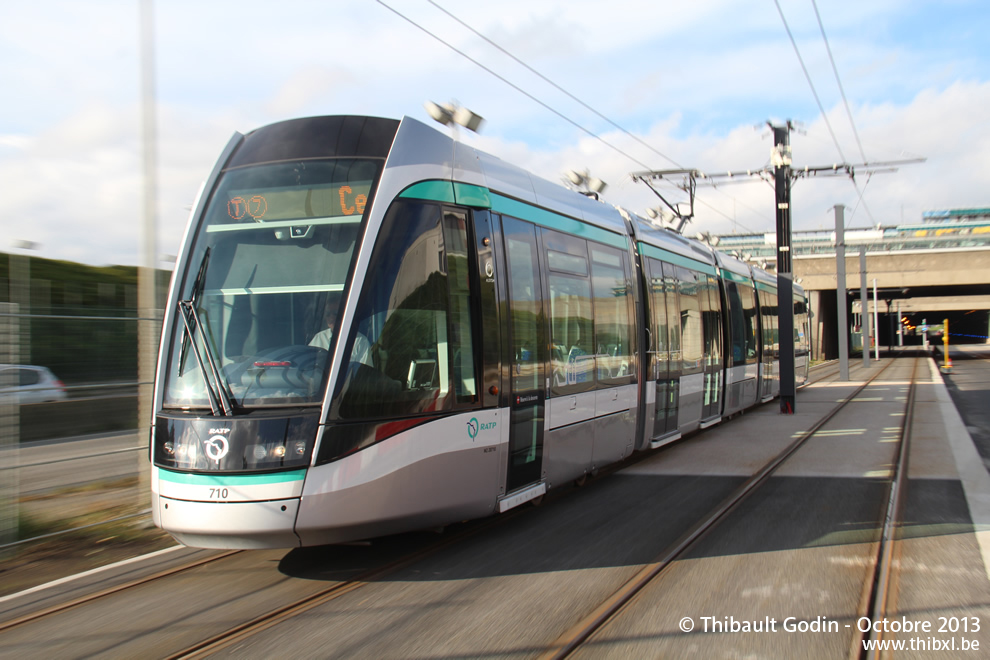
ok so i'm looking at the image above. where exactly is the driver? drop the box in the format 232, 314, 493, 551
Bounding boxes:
309, 301, 372, 366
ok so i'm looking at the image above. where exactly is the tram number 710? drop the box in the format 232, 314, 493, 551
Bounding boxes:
208, 488, 229, 499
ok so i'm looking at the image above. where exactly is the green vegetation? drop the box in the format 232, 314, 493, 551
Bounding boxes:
0, 252, 170, 383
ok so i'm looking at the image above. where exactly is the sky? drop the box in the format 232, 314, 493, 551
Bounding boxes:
1, 0, 989, 267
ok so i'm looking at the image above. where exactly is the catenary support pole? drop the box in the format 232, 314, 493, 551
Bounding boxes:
772, 122, 796, 414
873, 279, 880, 361
860, 248, 871, 367
834, 205, 849, 381
138, 0, 158, 505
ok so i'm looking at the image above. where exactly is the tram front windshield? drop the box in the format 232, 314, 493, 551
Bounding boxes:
162, 158, 378, 409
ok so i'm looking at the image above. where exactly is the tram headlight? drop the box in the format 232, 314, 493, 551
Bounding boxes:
163, 441, 175, 456
292, 441, 307, 457
252, 445, 268, 460
271, 445, 287, 458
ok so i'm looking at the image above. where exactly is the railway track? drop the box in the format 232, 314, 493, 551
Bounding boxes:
539, 354, 920, 659
0, 500, 534, 658
0, 358, 919, 658
0, 550, 241, 634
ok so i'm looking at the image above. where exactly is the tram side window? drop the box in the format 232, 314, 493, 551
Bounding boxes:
665, 268, 681, 371
794, 296, 810, 357
504, 223, 544, 395
677, 267, 703, 375
739, 282, 758, 364
725, 281, 747, 367
647, 260, 668, 362
591, 245, 635, 386
545, 230, 595, 395
760, 291, 778, 358
333, 200, 478, 419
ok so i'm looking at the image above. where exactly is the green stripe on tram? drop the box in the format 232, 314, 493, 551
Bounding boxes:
400, 180, 456, 203
755, 279, 778, 294
490, 193, 628, 250
637, 242, 716, 275
158, 468, 306, 486
720, 268, 754, 285
399, 181, 492, 209
397, 181, 627, 249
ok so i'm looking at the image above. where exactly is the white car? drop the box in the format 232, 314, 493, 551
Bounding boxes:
0, 365, 68, 404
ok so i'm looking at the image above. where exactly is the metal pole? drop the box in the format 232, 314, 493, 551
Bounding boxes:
772, 122, 795, 414
897, 301, 903, 347
860, 248, 870, 367
138, 0, 158, 505
873, 279, 879, 361
834, 205, 849, 381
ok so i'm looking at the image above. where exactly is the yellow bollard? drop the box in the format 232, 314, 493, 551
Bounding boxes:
941, 318, 953, 373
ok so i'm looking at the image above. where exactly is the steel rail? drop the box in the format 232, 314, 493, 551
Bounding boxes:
855, 357, 919, 659
165, 507, 534, 660
540, 355, 908, 659
0, 550, 240, 633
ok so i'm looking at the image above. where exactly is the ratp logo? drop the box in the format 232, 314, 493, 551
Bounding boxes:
204, 435, 230, 462
467, 417, 496, 441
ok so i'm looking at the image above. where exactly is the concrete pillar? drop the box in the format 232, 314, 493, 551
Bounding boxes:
860, 249, 870, 367
835, 205, 849, 379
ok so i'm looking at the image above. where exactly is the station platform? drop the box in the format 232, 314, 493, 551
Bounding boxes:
619, 349, 990, 655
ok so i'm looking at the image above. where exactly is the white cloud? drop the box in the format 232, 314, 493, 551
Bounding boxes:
1, 1, 988, 266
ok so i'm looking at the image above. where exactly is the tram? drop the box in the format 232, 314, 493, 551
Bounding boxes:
150, 115, 811, 548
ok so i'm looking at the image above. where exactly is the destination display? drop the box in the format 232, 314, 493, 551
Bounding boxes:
223, 182, 372, 222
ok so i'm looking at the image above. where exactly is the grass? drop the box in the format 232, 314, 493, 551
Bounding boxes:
0, 477, 176, 598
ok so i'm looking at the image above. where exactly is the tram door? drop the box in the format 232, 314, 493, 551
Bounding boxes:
647, 258, 678, 438
701, 274, 723, 420
470, 210, 501, 410
501, 216, 547, 492
759, 290, 778, 398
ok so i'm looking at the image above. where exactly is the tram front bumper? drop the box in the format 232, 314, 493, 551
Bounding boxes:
152, 466, 307, 549
155, 495, 301, 549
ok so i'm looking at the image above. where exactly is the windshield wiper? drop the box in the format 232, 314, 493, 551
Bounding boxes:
178, 247, 210, 377
177, 248, 235, 416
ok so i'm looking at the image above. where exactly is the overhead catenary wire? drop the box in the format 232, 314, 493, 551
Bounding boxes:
774, 0, 885, 227
810, 0, 877, 227
427, 0, 684, 170
376, 0, 654, 171
402, 1, 767, 232
811, 0, 868, 164
773, 0, 847, 163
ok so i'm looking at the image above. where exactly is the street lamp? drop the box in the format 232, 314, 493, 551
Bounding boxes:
563, 169, 607, 199
424, 101, 484, 134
